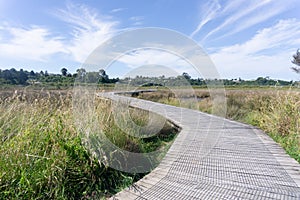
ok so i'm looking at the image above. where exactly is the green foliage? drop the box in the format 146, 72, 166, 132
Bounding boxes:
291, 49, 300, 73
138, 88, 300, 163
0, 90, 178, 199
61, 68, 68, 76
121, 75, 294, 87
212, 89, 300, 162
94, 98, 178, 154
0, 68, 296, 88
228, 91, 300, 162
0, 68, 29, 85
0, 68, 119, 87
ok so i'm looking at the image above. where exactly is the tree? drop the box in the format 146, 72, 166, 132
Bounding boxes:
29, 70, 35, 78
75, 68, 86, 81
61, 68, 68, 76
76, 68, 86, 76
19, 69, 28, 84
86, 72, 99, 83
256, 77, 267, 85
99, 69, 109, 83
291, 49, 300, 73
182, 72, 191, 80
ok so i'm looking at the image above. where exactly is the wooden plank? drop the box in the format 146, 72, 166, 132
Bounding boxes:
101, 92, 300, 199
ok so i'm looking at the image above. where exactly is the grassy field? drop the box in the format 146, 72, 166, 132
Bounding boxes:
1, 85, 299, 199
0, 88, 178, 199
137, 87, 300, 162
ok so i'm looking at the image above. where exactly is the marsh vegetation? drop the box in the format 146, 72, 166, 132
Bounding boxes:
0, 88, 178, 199
137, 87, 300, 162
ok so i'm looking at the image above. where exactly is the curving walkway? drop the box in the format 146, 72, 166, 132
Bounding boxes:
101, 92, 300, 200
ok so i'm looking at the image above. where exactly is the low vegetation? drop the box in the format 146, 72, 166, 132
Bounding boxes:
137, 87, 300, 162
1, 83, 299, 199
1, 68, 297, 89
231, 89, 300, 162
0, 88, 178, 199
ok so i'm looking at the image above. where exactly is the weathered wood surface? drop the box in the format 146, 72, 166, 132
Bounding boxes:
100, 92, 300, 200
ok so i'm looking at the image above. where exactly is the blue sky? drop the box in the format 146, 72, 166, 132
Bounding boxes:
0, 0, 299, 80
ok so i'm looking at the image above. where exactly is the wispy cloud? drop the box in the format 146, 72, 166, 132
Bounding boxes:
54, 2, 119, 62
212, 0, 294, 42
0, 25, 67, 61
202, 0, 274, 41
116, 49, 200, 77
217, 19, 300, 55
0, 2, 119, 64
210, 19, 300, 79
129, 16, 144, 26
110, 8, 126, 13
190, 0, 221, 38
129, 16, 144, 21
191, 0, 296, 44
219, 0, 244, 16
118, 50, 188, 68
191, 0, 246, 38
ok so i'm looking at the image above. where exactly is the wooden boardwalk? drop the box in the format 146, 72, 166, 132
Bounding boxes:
101, 92, 300, 200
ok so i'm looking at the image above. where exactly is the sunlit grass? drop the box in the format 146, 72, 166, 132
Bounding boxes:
0, 89, 178, 199
138, 88, 300, 162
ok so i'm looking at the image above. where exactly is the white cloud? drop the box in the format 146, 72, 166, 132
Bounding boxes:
0, 25, 67, 61
54, 2, 118, 63
217, 19, 300, 55
118, 49, 188, 68
212, 51, 298, 80
220, 0, 245, 15
110, 8, 126, 13
0, 1, 297, 81
203, 0, 274, 41
214, 1, 294, 40
114, 49, 217, 78
210, 19, 300, 80
132, 21, 143, 26
129, 16, 144, 26
116, 49, 198, 76
129, 16, 144, 21
191, 0, 248, 38
191, 0, 258, 38
192, 0, 297, 43
190, 0, 221, 38
0, 2, 119, 64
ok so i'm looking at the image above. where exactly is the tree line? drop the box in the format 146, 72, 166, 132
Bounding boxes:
0, 68, 297, 87
121, 74, 295, 87
1, 48, 300, 87
0, 68, 119, 86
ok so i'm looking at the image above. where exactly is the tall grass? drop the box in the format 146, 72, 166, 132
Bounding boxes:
138, 88, 300, 162
242, 90, 300, 161
0, 89, 178, 199
93, 98, 178, 154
